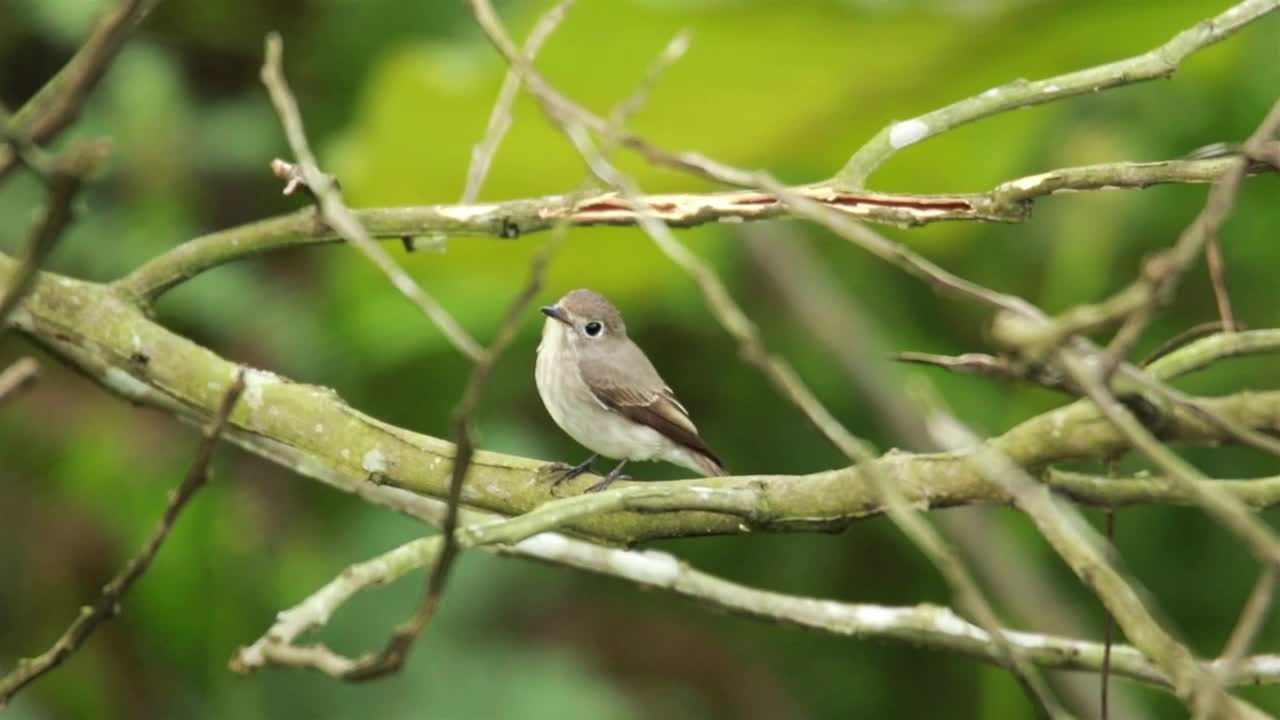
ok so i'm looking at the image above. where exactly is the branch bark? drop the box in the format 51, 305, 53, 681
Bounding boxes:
9, 256, 1280, 548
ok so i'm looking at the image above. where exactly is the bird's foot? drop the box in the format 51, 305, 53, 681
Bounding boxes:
542, 454, 599, 492
585, 461, 630, 493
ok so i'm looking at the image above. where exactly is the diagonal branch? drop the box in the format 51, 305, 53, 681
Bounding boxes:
0, 357, 40, 405
993, 98, 1280, 354
0, 143, 103, 326
0, 0, 163, 179
259, 35, 484, 361
461, 0, 573, 203
836, 0, 1280, 187
0, 371, 244, 708
920, 399, 1256, 718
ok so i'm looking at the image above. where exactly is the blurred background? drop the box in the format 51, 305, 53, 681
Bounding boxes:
2, 0, 1278, 717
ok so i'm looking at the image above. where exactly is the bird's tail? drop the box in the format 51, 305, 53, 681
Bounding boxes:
693, 451, 728, 477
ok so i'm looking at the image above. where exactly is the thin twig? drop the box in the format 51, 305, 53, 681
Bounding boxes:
995, 97, 1280, 353
0, 0, 162, 179
1101, 480, 1117, 720
895, 351, 1076, 395
1203, 233, 1237, 333
1061, 350, 1280, 570
0, 144, 102, 326
259, 35, 485, 361
0, 371, 244, 707
461, 0, 573, 203
529, 35, 1069, 718
1195, 568, 1277, 720
0, 357, 39, 404
918, 394, 1251, 718
339, 233, 558, 681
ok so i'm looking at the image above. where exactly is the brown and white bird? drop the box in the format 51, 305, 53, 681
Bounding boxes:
535, 289, 727, 492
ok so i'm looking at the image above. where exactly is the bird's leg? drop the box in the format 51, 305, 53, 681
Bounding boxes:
587, 460, 629, 493
546, 454, 599, 491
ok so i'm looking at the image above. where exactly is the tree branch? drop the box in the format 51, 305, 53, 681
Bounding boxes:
9, 256, 1280, 545
836, 0, 1280, 187
0, 142, 103, 325
0, 357, 39, 405
0, 371, 244, 707
230, 485, 1280, 693
259, 35, 484, 361
0, 0, 162, 179
112, 154, 1269, 306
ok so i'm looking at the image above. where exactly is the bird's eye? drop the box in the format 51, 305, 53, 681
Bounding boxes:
584, 321, 603, 337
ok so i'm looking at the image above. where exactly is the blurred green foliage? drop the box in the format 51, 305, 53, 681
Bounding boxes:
2, 0, 1279, 718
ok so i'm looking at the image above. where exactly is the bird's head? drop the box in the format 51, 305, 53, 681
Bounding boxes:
541, 289, 628, 350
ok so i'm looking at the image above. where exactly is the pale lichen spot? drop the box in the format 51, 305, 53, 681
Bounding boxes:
888, 119, 929, 149
362, 448, 389, 474
242, 368, 281, 411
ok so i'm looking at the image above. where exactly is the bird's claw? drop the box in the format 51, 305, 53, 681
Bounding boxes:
543, 455, 598, 492
585, 474, 630, 493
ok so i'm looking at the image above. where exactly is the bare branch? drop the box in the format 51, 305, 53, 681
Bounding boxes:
1195, 568, 1277, 720
1046, 470, 1280, 510
993, 98, 1280, 353
0, 357, 39, 405
530, 41, 1068, 717
338, 230, 557, 682
1059, 350, 1280, 569
0, 143, 103, 326
836, 0, 1280, 187
259, 36, 485, 361
0, 371, 244, 707
112, 153, 1270, 305
12, 258, 1280, 544
0, 0, 162, 179
920, 398, 1252, 718
895, 351, 1077, 395
461, 0, 573, 203
232, 480, 1280, 694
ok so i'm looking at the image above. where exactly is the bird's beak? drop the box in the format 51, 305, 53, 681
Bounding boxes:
541, 305, 571, 325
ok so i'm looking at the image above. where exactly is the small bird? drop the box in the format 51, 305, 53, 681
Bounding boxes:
535, 288, 727, 492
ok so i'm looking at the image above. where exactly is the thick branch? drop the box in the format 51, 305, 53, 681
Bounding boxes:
9, 258, 1280, 547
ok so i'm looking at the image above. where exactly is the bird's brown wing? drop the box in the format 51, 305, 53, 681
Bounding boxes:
578, 343, 724, 469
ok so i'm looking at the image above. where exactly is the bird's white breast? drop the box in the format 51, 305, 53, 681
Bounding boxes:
536, 320, 679, 464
